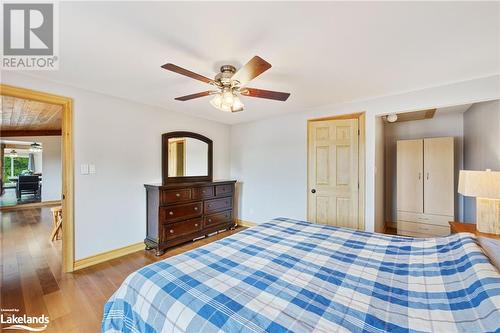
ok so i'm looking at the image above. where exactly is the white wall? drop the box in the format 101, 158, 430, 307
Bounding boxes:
383, 111, 465, 223
3, 136, 62, 201
463, 99, 500, 222
41, 137, 62, 201
230, 75, 500, 230
2, 72, 231, 260
374, 116, 385, 233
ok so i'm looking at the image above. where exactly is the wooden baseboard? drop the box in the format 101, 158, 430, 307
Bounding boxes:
74, 242, 144, 271
0, 200, 61, 211
237, 219, 257, 228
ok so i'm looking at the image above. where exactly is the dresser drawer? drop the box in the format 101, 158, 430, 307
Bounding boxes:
160, 189, 192, 205
215, 184, 233, 196
397, 221, 450, 237
397, 211, 453, 227
205, 210, 232, 227
205, 197, 232, 214
163, 218, 202, 240
160, 202, 202, 223
192, 186, 214, 200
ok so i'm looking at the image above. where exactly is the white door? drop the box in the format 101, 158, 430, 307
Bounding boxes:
308, 118, 359, 229
424, 137, 454, 216
397, 139, 424, 213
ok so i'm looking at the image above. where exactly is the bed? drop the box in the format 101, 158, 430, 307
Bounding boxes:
102, 217, 500, 333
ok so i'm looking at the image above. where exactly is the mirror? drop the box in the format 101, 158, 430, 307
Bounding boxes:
167, 137, 208, 177
162, 132, 213, 183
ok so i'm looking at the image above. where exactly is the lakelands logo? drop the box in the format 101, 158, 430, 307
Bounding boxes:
1, 2, 59, 70
1, 309, 49, 332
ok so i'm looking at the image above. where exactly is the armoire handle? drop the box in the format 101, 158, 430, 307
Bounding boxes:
426, 173, 429, 180
418, 173, 421, 180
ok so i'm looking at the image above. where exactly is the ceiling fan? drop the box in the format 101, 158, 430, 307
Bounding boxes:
161, 56, 290, 112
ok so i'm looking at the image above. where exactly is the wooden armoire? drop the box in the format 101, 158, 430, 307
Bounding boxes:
396, 137, 454, 237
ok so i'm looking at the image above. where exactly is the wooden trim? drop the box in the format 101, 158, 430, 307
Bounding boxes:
307, 112, 364, 122
383, 108, 437, 123
385, 221, 397, 230
73, 242, 144, 271
1, 129, 62, 137
306, 112, 366, 230
0, 84, 74, 272
236, 219, 257, 228
0, 200, 61, 211
358, 113, 366, 230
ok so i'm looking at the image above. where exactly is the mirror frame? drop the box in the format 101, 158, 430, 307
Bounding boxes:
162, 131, 213, 184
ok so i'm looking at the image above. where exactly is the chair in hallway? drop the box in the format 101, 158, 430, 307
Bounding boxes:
50, 206, 63, 241
16, 175, 41, 200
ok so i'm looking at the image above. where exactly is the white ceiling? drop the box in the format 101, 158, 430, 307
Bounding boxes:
22, 2, 499, 124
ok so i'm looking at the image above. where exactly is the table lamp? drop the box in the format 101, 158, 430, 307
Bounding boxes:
458, 169, 500, 234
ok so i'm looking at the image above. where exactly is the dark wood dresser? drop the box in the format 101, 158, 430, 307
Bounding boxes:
144, 180, 236, 255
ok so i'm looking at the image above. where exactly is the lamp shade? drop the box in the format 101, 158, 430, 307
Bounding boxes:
458, 170, 500, 199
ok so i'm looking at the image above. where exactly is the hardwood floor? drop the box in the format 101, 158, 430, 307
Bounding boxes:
0, 207, 244, 332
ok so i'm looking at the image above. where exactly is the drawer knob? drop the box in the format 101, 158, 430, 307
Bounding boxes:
208, 204, 211, 208
169, 211, 173, 215
176, 193, 180, 197
194, 207, 198, 211
169, 229, 174, 234
208, 219, 212, 223
195, 223, 198, 227
202, 190, 206, 194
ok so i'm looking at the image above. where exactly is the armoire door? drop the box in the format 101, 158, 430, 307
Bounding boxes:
308, 118, 359, 229
423, 137, 454, 216
397, 139, 423, 213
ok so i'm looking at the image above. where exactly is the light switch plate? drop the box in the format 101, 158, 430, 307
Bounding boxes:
89, 164, 96, 174
81, 164, 89, 175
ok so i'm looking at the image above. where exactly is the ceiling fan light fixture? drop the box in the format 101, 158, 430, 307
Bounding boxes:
9, 149, 18, 158
222, 90, 234, 105
210, 92, 245, 113
231, 96, 244, 112
30, 142, 42, 153
209, 94, 223, 109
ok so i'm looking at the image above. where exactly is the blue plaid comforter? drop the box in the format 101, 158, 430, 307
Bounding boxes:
102, 218, 500, 333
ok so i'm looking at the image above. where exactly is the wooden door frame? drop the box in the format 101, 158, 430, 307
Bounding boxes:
307, 112, 365, 230
0, 84, 74, 272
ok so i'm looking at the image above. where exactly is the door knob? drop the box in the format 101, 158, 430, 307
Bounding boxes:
311, 189, 316, 193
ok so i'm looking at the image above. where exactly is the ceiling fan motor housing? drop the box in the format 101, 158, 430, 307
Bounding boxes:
215, 65, 238, 87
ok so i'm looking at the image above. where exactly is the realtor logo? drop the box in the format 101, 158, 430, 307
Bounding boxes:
1, 2, 59, 70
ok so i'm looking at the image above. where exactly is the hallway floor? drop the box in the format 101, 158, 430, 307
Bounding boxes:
0, 188, 41, 207
0, 207, 243, 332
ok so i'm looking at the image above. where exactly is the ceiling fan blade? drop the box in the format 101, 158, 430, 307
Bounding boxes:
240, 88, 290, 101
161, 63, 213, 84
174, 91, 213, 101
231, 56, 272, 86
